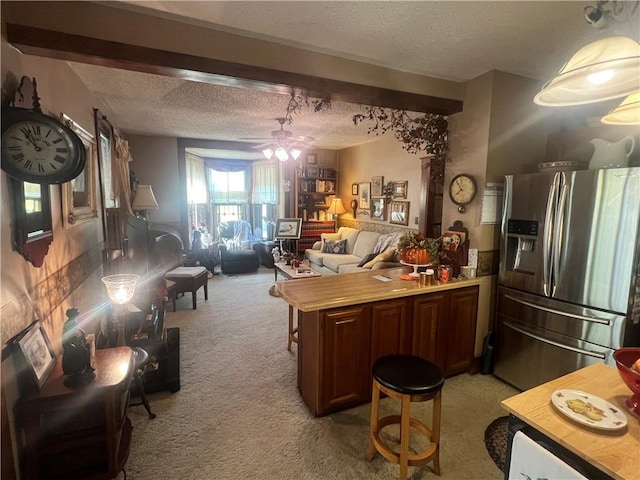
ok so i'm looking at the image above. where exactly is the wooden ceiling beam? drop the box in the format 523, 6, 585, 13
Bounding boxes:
5, 23, 463, 116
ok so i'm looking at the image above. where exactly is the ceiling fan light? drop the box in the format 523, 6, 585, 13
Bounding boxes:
601, 92, 640, 125
262, 148, 274, 160
275, 147, 289, 161
534, 36, 640, 106
290, 148, 302, 160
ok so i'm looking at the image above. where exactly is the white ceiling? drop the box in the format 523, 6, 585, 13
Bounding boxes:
65, 1, 638, 154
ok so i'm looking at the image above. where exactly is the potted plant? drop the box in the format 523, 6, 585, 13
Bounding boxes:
397, 232, 440, 265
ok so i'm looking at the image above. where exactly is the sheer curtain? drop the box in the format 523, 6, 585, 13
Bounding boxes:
251, 160, 278, 204
185, 153, 207, 204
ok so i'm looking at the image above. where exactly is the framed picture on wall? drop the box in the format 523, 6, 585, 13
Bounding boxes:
389, 201, 409, 226
393, 181, 408, 199
371, 197, 385, 221
61, 113, 98, 228
371, 176, 384, 196
307, 153, 317, 165
358, 182, 371, 209
352, 183, 358, 195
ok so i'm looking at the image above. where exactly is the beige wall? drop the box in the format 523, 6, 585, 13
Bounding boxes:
1, 39, 107, 348
128, 134, 181, 228
338, 135, 422, 233
1, 38, 113, 478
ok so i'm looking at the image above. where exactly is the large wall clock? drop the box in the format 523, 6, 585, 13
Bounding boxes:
1, 107, 86, 184
448, 173, 477, 213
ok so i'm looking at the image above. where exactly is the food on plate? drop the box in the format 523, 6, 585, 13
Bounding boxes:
566, 398, 604, 422
631, 358, 640, 372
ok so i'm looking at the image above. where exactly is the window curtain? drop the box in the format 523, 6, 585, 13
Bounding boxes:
186, 153, 208, 204
251, 160, 278, 204
113, 130, 134, 216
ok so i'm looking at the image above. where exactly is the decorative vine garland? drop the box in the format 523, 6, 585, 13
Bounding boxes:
283, 93, 449, 180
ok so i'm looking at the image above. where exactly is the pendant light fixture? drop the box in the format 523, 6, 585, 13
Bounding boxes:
534, 2, 640, 109
601, 92, 640, 124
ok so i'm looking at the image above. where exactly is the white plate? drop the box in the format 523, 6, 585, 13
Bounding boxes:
551, 389, 627, 431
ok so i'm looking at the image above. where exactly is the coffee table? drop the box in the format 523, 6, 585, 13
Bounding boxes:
274, 263, 321, 350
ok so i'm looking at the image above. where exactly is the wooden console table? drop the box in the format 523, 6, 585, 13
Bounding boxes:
17, 347, 134, 480
276, 268, 480, 416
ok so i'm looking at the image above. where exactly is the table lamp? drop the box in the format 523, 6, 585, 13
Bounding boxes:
327, 198, 346, 220
132, 185, 159, 220
102, 274, 140, 346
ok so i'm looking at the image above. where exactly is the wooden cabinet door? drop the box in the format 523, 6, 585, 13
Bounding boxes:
445, 286, 479, 375
370, 299, 409, 363
411, 292, 448, 369
320, 306, 371, 414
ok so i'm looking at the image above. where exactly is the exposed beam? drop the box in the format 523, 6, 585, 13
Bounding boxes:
6, 23, 463, 116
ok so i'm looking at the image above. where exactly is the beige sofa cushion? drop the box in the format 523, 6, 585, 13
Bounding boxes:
323, 254, 361, 272
336, 227, 361, 254
352, 230, 381, 258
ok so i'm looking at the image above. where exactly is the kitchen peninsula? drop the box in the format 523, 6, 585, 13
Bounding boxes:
276, 267, 481, 416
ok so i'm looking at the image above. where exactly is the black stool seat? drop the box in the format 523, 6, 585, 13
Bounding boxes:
372, 354, 444, 396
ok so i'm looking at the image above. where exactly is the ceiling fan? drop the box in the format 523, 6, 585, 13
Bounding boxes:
244, 118, 315, 161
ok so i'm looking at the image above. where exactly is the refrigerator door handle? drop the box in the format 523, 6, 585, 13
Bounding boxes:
504, 294, 611, 325
543, 175, 558, 297
552, 173, 568, 296
503, 321, 607, 359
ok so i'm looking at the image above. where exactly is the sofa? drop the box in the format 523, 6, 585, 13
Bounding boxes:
304, 226, 405, 275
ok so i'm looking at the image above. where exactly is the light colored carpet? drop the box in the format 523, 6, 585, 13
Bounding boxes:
122, 268, 518, 480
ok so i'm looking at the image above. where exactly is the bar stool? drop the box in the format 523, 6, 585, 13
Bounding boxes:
366, 354, 444, 480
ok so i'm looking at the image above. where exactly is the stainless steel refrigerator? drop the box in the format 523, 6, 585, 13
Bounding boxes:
494, 167, 640, 391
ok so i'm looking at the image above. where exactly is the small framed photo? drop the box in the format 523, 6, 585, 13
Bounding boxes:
371, 197, 386, 221
389, 201, 410, 226
352, 183, 359, 196
358, 182, 371, 209
371, 176, 384, 197
307, 165, 319, 178
13, 320, 57, 390
393, 181, 408, 199
307, 153, 317, 165
275, 218, 303, 239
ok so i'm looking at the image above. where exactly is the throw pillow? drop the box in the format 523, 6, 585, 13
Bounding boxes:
363, 248, 396, 269
357, 253, 378, 267
322, 239, 348, 254
320, 232, 342, 251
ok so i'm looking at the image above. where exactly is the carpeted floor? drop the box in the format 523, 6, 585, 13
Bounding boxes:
121, 268, 518, 480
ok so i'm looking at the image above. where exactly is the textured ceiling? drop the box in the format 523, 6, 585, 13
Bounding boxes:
66, 1, 637, 155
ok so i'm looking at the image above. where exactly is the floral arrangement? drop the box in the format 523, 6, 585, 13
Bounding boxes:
397, 232, 441, 264
272, 247, 297, 265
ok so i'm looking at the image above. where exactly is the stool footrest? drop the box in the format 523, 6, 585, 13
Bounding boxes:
372, 415, 438, 466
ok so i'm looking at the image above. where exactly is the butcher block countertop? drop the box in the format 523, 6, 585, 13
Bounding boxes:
275, 266, 481, 312
502, 363, 639, 480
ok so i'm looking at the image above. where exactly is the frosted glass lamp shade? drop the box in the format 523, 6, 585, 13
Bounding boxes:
262, 148, 274, 160
132, 185, 159, 211
601, 92, 640, 125
534, 36, 640, 106
102, 274, 140, 304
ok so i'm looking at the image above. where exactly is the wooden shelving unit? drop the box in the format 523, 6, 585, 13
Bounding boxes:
295, 167, 337, 222
297, 220, 336, 254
